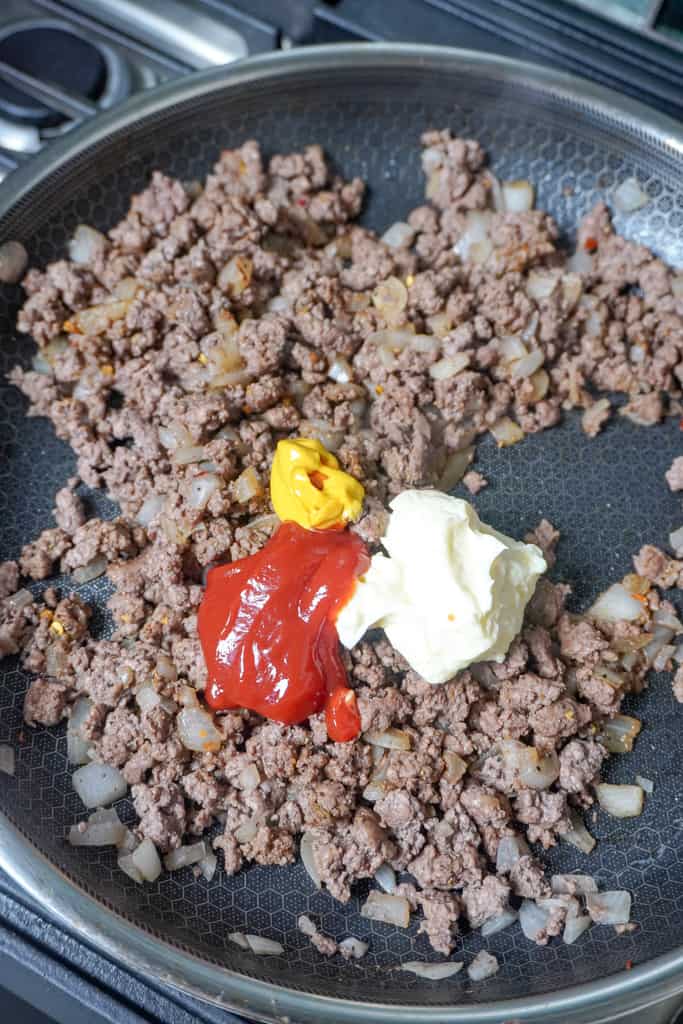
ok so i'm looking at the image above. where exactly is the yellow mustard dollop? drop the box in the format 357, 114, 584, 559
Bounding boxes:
270, 438, 364, 531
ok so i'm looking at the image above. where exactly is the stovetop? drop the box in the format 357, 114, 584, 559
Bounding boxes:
0, 3, 681, 1023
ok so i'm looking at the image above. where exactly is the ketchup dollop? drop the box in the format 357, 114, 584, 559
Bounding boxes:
198, 521, 369, 742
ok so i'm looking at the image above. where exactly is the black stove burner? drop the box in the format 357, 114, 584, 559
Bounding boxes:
0, 26, 106, 128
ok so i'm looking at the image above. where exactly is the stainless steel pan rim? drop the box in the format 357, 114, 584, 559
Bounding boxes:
0, 42, 682, 1024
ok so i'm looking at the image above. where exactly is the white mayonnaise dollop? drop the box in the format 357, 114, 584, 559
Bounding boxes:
336, 490, 546, 684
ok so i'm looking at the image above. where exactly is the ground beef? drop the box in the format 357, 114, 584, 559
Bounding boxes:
19, 528, 72, 580
0, 561, 19, 600
23, 677, 68, 726
462, 470, 488, 495
4, 129, 679, 958
53, 485, 86, 534
633, 545, 683, 589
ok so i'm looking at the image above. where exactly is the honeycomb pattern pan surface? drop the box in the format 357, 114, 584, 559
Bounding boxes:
0, 44, 682, 1024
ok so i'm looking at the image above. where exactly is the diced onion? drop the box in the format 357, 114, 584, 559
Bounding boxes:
45, 643, 68, 677
469, 238, 493, 265
233, 466, 264, 504
68, 808, 125, 847
422, 146, 442, 174
118, 853, 143, 883
496, 834, 530, 872
410, 333, 440, 355
228, 932, 250, 950
159, 422, 191, 450
374, 862, 397, 893
362, 781, 387, 803
328, 355, 353, 384
552, 874, 597, 895
654, 644, 675, 672
73, 300, 130, 335
400, 961, 463, 980
467, 950, 500, 981
114, 276, 138, 300
519, 899, 550, 942
68, 225, 107, 265
245, 935, 284, 955
0, 240, 28, 283
0, 744, 15, 776
429, 354, 470, 380
635, 775, 654, 794
526, 270, 559, 302
589, 584, 644, 623
199, 851, 218, 881
72, 762, 127, 808
132, 837, 163, 881
361, 891, 411, 928
373, 276, 408, 325
426, 312, 452, 338
173, 444, 206, 466
490, 417, 524, 447
364, 728, 411, 751
563, 914, 591, 944
486, 171, 505, 213
602, 714, 641, 754
511, 349, 544, 380
562, 273, 583, 309
32, 354, 52, 375
297, 914, 317, 937
235, 817, 259, 844
338, 937, 368, 959
502, 179, 534, 212
501, 741, 559, 790
481, 908, 518, 936
644, 626, 675, 667
237, 763, 261, 791
177, 706, 222, 752
453, 210, 492, 261
163, 840, 207, 871
381, 222, 415, 249
300, 832, 321, 889
136, 494, 164, 527
613, 178, 649, 213
561, 809, 596, 854
187, 473, 220, 511
586, 891, 632, 925
117, 829, 137, 854
72, 555, 108, 584
304, 419, 345, 454
654, 607, 683, 631
566, 248, 594, 275
443, 750, 468, 783
67, 696, 93, 765
529, 368, 550, 402
438, 446, 475, 489
498, 336, 528, 364
596, 783, 644, 818
218, 255, 253, 298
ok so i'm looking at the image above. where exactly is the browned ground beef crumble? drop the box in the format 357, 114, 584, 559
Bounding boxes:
3, 131, 683, 956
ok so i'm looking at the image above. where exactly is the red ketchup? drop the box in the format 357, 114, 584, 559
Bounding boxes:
198, 521, 369, 742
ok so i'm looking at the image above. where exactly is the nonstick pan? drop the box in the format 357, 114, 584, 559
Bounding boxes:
0, 43, 681, 1024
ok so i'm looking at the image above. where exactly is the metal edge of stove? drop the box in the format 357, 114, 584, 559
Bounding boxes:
1, 39, 683, 1024
311, 0, 683, 121
0, 870, 248, 1024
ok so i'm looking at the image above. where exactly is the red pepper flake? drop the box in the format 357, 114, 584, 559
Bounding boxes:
584, 237, 598, 252
309, 470, 326, 491
679, 417, 683, 431
625, 960, 633, 971
297, 197, 308, 207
